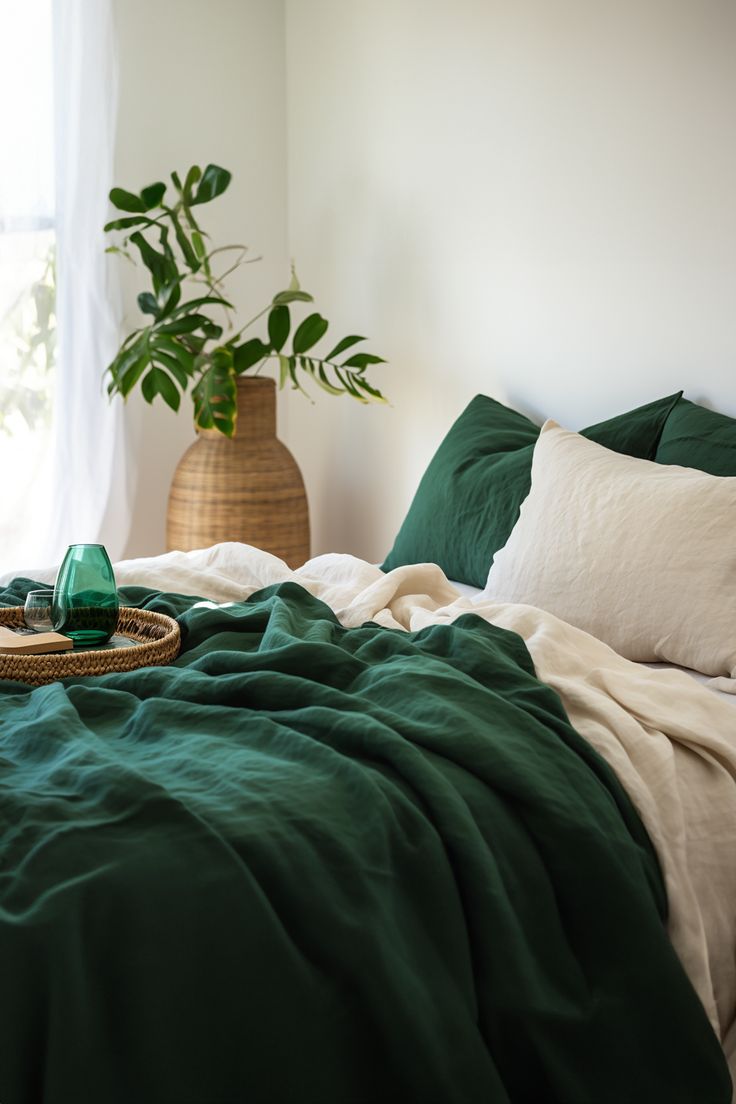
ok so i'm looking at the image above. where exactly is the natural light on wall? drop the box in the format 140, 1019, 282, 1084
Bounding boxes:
0, 0, 55, 565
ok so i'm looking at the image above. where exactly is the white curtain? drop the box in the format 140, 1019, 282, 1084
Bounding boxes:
47, 0, 134, 566
0, 1, 56, 572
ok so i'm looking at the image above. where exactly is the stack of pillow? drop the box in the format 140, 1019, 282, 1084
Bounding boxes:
382, 393, 736, 683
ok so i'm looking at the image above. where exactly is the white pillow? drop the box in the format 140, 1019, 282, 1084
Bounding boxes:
484, 420, 736, 681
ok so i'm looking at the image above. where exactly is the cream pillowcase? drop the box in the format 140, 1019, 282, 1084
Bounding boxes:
484, 420, 736, 682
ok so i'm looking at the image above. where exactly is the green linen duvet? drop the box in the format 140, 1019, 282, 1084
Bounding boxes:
0, 579, 730, 1104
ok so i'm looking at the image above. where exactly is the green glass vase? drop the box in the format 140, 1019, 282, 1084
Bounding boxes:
52, 544, 119, 646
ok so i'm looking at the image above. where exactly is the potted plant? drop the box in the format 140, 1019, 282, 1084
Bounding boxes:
104, 163, 387, 564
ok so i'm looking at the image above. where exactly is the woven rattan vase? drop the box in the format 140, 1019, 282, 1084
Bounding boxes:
166, 377, 310, 567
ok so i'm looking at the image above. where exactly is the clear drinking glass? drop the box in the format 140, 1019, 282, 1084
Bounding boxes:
52, 544, 119, 646
23, 590, 55, 632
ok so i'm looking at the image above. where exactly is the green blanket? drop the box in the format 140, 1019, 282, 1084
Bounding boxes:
0, 580, 730, 1104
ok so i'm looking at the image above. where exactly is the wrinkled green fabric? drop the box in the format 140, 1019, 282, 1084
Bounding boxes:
0, 579, 729, 1104
381, 391, 682, 586
655, 396, 736, 476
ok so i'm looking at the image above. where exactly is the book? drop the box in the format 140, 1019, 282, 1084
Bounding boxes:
0, 627, 74, 655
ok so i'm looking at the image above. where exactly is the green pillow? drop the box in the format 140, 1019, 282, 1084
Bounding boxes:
382, 391, 682, 587
655, 398, 736, 476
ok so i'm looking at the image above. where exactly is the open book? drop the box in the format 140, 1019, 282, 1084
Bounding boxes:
0, 628, 73, 655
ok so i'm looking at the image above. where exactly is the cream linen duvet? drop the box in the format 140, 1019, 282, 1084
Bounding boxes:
6, 542, 736, 1087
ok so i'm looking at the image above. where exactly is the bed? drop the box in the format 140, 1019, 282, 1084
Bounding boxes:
0, 391, 735, 1104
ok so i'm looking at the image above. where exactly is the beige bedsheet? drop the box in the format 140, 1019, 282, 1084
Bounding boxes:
453, 579, 736, 707
7, 544, 736, 1085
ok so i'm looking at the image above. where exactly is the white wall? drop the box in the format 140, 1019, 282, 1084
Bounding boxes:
113, 0, 288, 558
112, 1, 736, 564
285, 0, 736, 562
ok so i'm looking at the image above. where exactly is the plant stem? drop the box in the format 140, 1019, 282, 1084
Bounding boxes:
229, 302, 272, 343
253, 354, 273, 377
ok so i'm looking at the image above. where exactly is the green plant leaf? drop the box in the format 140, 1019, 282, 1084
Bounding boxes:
115, 341, 151, 397
137, 292, 159, 318
179, 334, 207, 358
341, 352, 386, 370
158, 224, 175, 261
287, 357, 309, 396
325, 334, 366, 361
278, 354, 291, 389
191, 164, 232, 206
335, 366, 366, 401
168, 208, 201, 272
200, 320, 223, 340
156, 314, 210, 336
292, 313, 328, 355
109, 187, 146, 213
184, 165, 202, 201
129, 231, 176, 295
104, 245, 134, 262
140, 181, 166, 210
352, 375, 388, 402
169, 295, 233, 318
141, 366, 181, 411
149, 334, 195, 375
271, 288, 314, 307
119, 327, 144, 351
151, 349, 189, 389
233, 338, 269, 373
192, 347, 237, 435
119, 354, 150, 396
156, 279, 183, 317
191, 230, 206, 260
107, 331, 150, 396
171, 170, 183, 191
181, 196, 209, 276
104, 214, 158, 232
268, 305, 290, 352
315, 362, 345, 396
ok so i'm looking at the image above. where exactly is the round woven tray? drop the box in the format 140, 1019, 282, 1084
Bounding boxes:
0, 606, 181, 687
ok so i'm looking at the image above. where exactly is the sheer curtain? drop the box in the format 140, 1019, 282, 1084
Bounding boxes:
0, 2, 134, 578
48, 0, 135, 567
0, 1, 134, 577
0, 1, 57, 571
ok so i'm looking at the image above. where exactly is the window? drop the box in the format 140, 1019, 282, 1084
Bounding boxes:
0, 0, 55, 566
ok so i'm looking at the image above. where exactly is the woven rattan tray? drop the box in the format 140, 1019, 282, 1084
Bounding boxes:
0, 606, 181, 687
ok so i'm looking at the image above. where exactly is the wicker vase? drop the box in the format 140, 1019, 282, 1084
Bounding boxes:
166, 377, 310, 567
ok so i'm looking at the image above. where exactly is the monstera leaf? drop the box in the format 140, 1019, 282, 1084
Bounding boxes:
192, 348, 238, 437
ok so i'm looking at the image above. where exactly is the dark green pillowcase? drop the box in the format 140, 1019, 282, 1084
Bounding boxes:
655, 398, 736, 476
382, 391, 682, 587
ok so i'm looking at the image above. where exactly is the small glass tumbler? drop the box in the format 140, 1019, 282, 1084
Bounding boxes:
52, 544, 119, 646
23, 590, 56, 633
